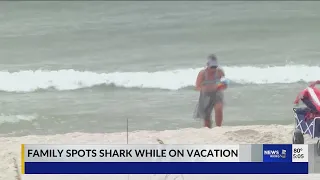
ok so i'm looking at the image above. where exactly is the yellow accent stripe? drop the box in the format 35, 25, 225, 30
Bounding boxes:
21, 144, 25, 174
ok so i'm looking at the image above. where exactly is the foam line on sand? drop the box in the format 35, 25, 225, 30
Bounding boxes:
1, 124, 319, 180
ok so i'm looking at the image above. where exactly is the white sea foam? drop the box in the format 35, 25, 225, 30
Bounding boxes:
0, 65, 319, 92
0, 114, 37, 125
1, 125, 319, 180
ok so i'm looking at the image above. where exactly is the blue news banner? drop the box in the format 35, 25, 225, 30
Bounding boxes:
22, 144, 308, 174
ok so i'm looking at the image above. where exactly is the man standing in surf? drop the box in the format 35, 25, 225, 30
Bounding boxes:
194, 54, 227, 128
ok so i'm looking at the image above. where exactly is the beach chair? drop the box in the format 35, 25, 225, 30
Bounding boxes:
292, 107, 320, 155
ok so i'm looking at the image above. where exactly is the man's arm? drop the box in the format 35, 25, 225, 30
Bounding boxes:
294, 88, 307, 104
218, 68, 225, 78
195, 70, 204, 91
217, 68, 228, 90
309, 80, 320, 87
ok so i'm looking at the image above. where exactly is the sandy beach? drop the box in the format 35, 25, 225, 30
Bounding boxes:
1, 125, 319, 180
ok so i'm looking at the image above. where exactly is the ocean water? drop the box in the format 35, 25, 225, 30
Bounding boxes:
1, 1, 320, 136
1, 1, 320, 180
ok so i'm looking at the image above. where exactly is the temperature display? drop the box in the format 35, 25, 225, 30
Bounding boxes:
292, 145, 308, 162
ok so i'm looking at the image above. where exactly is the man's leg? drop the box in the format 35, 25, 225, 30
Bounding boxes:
204, 108, 213, 128
213, 91, 224, 127
201, 93, 213, 128
204, 118, 212, 128
214, 102, 223, 126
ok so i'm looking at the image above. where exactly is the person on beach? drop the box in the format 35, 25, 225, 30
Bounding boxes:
294, 80, 320, 110
294, 80, 320, 120
193, 54, 227, 128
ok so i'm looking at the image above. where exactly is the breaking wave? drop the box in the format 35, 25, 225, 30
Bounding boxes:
0, 65, 319, 92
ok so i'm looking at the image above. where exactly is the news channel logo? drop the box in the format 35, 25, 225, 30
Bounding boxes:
262, 144, 292, 162
264, 149, 286, 158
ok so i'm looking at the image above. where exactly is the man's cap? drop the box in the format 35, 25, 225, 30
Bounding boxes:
207, 54, 218, 67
